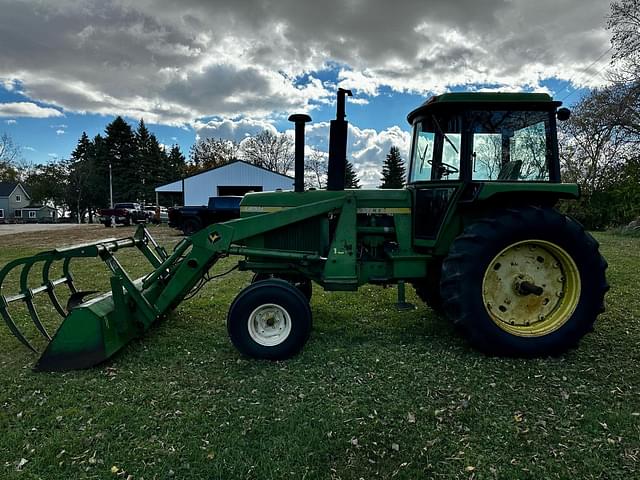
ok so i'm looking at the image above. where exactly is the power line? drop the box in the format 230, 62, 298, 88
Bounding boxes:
554, 46, 613, 102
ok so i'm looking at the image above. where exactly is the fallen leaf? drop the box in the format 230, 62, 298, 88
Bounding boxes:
465, 466, 476, 472
16, 458, 28, 470
407, 412, 416, 423
392, 443, 400, 451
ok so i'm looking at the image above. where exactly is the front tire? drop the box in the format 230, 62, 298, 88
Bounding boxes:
227, 279, 312, 359
251, 272, 313, 301
440, 206, 608, 357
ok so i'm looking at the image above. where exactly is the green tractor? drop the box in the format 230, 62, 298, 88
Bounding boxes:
0, 89, 608, 371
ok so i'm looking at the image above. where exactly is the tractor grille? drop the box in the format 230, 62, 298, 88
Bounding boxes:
263, 217, 328, 254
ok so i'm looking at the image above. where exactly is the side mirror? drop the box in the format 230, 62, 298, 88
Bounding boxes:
557, 108, 571, 121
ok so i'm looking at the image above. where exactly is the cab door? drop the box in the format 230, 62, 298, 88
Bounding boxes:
408, 118, 465, 244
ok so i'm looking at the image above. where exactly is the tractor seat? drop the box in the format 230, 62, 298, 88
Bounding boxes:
497, 160, 523, 180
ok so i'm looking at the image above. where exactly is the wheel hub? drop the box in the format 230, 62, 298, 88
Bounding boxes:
247, 303, 292, 346
482, 240, 581, 336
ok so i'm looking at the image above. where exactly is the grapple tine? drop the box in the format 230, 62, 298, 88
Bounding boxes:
62, 257, 78, 294
42, 258, 68, 318
19, 261, 51, 341
0, 300, 38, 353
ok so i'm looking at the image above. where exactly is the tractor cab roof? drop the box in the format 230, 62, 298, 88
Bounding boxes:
407, 92, 562, 124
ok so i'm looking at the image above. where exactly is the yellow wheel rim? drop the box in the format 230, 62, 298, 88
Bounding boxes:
481, 240, 581, 337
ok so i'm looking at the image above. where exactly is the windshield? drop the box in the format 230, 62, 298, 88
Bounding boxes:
409, 109, 553, 183
410, 115, 462, 182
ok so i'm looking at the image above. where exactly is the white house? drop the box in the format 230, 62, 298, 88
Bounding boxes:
155, 160, 294, 206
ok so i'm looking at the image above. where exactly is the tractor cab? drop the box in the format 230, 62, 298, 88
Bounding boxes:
406, 93, 572, 244
406, 93, 567, 184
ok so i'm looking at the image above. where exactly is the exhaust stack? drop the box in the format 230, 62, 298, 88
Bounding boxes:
327, 88, 353, 191
288, 114, 312, 193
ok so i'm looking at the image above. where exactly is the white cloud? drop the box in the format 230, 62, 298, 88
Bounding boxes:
287, 120, 411, 188
23, 146, 36, 151
1, 78, 16, 91
47, 153, 58, 158
193, 117, 278, 142
0, 102, 63, 118
5, 119, 16, 125
55, 129, 65, 135
0, 0, 612, 124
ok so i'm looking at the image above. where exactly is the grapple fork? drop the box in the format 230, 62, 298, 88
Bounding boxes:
0, 226, 173, 371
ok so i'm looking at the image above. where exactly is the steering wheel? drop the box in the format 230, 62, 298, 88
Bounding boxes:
428, 160, 459, 177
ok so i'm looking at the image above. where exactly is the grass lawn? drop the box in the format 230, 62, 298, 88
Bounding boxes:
0, 225, 638, 479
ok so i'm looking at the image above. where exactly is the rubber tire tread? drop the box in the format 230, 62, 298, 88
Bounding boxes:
440, 206, 608, 357
412, 260, 444, 314
227, 279, 312, 360
252, 272, 313, 301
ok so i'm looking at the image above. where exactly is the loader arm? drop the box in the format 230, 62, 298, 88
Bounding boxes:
0, 195, 346, 371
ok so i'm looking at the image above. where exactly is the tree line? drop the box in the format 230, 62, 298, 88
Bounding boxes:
1, 116, 405, 221
557, 0, 640, 229
18, 118, 187, 222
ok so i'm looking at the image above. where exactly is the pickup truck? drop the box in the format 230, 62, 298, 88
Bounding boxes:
144, 205, 169, 224
168, 196, 242, 235
98, 203, 148, 227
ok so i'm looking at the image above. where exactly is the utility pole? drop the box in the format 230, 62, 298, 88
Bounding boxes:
109, 161, 115, 228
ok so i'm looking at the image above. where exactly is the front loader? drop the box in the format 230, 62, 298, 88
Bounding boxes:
0, 89, 608, 371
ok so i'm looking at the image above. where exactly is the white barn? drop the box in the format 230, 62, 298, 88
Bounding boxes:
155, 160, 294, 206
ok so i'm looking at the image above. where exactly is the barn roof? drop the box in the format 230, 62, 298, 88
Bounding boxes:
155, 159, 294, 193
181, 159, 294, 181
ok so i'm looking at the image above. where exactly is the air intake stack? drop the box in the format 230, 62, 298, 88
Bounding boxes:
327, 88, 353, 191
288, 113, 312, 193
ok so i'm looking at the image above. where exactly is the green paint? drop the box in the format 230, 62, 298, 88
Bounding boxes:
0, 91, 586, 371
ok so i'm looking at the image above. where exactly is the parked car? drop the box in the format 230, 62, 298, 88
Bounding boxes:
98, 203, 147, 227
168, 196, 242, 235
144, 205, 169, 224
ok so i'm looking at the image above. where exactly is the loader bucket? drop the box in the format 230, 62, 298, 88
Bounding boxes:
0, 226, 173, 371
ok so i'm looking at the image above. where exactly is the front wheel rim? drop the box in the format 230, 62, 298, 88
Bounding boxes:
247, 303, 292, 346
482, 239, 581, 337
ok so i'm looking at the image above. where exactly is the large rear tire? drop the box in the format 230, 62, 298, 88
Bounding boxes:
412, 260, 444, 314
440, 206, 608, 357
227, 279, 312, 360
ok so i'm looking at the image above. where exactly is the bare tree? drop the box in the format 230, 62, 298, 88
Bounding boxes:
304, 149, 327, 189
473, 135, 502, 179
0, 132, 22, 181
608, 0, 640, 81
559, 86, 637, 196
240, 130, 294, 175
189, 137, 239, 173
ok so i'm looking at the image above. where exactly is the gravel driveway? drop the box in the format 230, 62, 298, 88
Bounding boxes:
0, 223, 95, 236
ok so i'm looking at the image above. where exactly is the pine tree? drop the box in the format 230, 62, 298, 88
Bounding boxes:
66, 132, 94, 221
345, 160, 360, 189
104, 117, 137, 202
135, 119, 154, 204
380, 146, 406, 189
167, 145, 186, 181
91, 134, 111, 209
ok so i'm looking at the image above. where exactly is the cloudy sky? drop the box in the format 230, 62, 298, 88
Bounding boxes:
0, 0, 613, 187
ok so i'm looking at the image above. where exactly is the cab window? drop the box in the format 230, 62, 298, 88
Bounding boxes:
471, 110, 551, 181
409, 115, 462, 182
